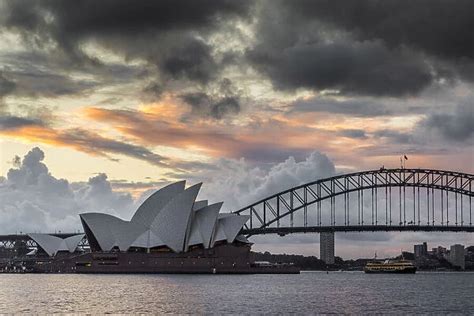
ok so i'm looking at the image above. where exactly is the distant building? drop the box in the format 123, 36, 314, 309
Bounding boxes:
449, 244, 465, 270
402, 251, 415, 261
320, 232, 335, 264
414, 242, 428, 258
432, 246, 448, 259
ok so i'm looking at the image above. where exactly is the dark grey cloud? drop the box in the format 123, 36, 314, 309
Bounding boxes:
248, 40, 433, 96
162, 38, 218, 84
0, 50, 145, 83
291, 96, 392, 117
352, 103, 474, 156
247, 0, 474, 96
0, 72, 16, 97
419, 103, 474, 142
282, 0, 474, 62
3, 69, 97, 98
372, 130, 413, 144
6, 0, 251, 38
339, 129, 367, 139
0, 115, 45, 130
0, 50, 146, 100
369, 102, 474, 146
4, 0, 472, 102
54, 128, 169, 167
2, 0, 252, 86
180, 79, 242, 119
181, 93, 240, 119
236, 146, 313, 164
141, 81, 164, 102
355, 144, 451, 157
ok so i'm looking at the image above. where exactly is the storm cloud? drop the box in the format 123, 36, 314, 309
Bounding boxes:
0, 115, 44, 130
2, 0, 474, 104
0, 72, 16, 97
247, 0, 474, 96
180, 79, 242, 119
281, 0, 474, 62
1, 0, 252, 86
291, 96, 393, 117
248, 39, 433, 96
419, 103, 474, 142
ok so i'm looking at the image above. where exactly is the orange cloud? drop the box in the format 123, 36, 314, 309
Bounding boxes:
2, 100, 443, 172
82, 105, 370, 164
0, 125, 169, 167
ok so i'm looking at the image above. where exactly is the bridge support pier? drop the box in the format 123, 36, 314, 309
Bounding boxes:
320, 231, 335, 264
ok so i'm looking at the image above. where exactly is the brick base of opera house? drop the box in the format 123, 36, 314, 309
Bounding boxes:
21, 243, 300, 274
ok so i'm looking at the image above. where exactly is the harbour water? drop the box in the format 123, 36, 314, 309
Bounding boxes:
1, 272, 473, 314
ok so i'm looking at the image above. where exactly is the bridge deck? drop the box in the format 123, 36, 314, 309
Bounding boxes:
242, 225, 474, 236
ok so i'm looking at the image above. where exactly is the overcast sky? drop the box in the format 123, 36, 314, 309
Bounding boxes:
0, 0, 473, 258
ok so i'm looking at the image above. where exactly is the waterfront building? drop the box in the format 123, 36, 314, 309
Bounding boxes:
29, 181, 250, 256
320, 232, 335, 264
432, 246, 448, 259
14, 181, 300, 274
81, 181, 250, 253
449, 244, 465, 270
414, 242, 428, 258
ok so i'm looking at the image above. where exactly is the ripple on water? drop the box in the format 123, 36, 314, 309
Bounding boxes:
0, 272, 473, 313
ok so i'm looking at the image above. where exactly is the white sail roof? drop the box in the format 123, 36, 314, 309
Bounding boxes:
186, 202, 222, 249
211, 223, 227, 247
150, 183, 201, 252
64, 233, 86, 251
79, 181, 248, 253
219, 214, 250, 243
211, 214, 250, 246
80, 213, 128, 251
131, 181, 185, 227
193, 200, 208, 211
28, 233, 84, 257
131, 229, 164, 248
186, 222, 204, 247
235, 234, 251, 244
196, 203, 222, 248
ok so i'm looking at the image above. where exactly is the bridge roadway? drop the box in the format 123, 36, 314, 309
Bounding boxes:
242, 225, 474, 236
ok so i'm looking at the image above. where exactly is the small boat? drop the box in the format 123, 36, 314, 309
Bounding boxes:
364, 259, 417, 274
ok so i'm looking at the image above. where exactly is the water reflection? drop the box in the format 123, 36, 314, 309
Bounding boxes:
0, 272, 473, 313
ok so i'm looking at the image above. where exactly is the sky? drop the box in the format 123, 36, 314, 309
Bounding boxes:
0, 0, 473, 258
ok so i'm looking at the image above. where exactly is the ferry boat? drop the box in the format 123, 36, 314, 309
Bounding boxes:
364, 259, 417, 274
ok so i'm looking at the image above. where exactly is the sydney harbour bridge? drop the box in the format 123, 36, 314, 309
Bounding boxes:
232, 168, 473, 262
1, 168, 473, 261
234, 168, 473, 235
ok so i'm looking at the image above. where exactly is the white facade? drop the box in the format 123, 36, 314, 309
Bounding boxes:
80, 181, 249, 253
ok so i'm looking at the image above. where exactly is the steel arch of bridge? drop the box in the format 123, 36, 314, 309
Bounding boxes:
233, 168, 474, 236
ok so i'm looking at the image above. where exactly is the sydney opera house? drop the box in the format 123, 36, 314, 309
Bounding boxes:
21, 181, 298, 274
